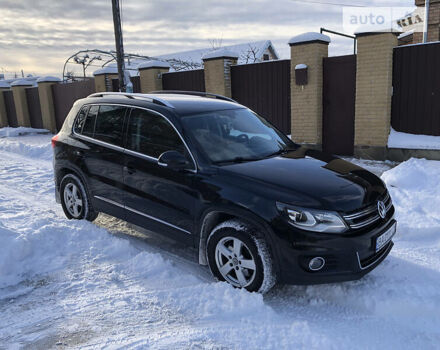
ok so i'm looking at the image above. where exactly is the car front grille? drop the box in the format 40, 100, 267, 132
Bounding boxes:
343, 191, 393, 230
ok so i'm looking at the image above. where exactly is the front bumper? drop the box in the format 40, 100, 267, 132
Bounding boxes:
274, 217, 396, 285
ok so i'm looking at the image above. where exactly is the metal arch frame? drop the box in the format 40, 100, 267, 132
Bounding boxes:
63, 49, 117, 82
63, 49, 207, 82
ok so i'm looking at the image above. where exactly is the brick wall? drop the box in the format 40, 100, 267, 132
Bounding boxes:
290, 42, 328, 145
203, 58, 237, 98
354, 33, 398, 150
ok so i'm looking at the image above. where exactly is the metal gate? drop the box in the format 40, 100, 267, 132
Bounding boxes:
25, 87, 43, 129
391, 42, 440, 135
162, 69, 205, 92
3, 90, 18, 127
322, 54, 356, 155
231, 60, 291, 134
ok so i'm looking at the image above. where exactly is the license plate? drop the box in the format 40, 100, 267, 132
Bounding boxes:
376, 223, 396, 252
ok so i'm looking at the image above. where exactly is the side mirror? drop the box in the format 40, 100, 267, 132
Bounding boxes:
157, 150, 190, 170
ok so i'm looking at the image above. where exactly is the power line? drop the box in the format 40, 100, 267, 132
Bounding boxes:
290, 0, 367, 7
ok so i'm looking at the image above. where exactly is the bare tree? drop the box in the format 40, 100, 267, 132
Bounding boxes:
209, 37, 223, 50
240, 45, 259, 64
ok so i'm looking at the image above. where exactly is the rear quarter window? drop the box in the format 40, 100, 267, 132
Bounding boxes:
82, 105, 98, 138
73, 106, 89, 134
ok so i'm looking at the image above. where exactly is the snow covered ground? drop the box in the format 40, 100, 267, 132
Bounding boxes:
388, 127, 440, 150
0, 130, 440, 349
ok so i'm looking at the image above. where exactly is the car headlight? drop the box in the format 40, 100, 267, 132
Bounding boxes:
277, 203, 347, 233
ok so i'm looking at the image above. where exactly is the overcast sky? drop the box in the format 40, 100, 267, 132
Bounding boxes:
0, 0, 414, 78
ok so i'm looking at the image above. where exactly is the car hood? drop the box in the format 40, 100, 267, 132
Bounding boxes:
218, 147, 386, 212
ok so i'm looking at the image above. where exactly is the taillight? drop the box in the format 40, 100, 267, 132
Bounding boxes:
51, 134, 59, 148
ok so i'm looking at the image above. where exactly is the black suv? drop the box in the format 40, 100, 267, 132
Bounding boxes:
53, 91, 396, 293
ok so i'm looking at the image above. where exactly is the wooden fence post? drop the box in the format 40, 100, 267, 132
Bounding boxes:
0, 81, 10, 127
138, 61, 170, 93
289, 32, 330, 149
37, 76, 61, 133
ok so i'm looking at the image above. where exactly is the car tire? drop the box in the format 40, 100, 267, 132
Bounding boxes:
206, 219, 276, 293
60, 173, 98, 222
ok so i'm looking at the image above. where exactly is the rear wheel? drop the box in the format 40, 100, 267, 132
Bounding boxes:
207, 219, 276, 293
60, 173, 98, 222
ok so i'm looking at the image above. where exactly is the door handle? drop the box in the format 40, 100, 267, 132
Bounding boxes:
124, 165, 136, 174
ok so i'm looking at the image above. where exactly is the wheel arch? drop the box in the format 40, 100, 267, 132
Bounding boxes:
197, 206, 278, 268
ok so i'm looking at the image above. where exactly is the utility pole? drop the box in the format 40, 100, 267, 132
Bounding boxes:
423, 0, 430, 43
111, 0, 126, 92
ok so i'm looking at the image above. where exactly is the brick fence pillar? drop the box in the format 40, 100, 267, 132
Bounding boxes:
93, 67, 119, 92
138, 61, 170, 93
354, 32, 399, 159
37, 76, 61, 133
0, 81, 10, 127
289, 32, 330, 148
202, 49, 238, 98
11, 79, 33, 127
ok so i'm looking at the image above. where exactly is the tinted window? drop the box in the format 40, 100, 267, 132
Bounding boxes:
181, 108, 294, 163
82, 105, 98, 137
127, 108, 185, 158
94, 105, 126, 146
73, 106, 89, 134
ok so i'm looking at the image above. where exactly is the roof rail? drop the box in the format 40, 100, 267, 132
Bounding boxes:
150, 90, 236, 103
87, 92, 174, 109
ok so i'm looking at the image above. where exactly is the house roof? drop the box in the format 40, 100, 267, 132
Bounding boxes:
157, 40, 279, 67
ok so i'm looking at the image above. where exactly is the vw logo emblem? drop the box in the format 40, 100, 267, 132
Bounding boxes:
377, 201, 386, 219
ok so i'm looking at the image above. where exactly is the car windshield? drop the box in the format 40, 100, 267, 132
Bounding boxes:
181, 108, 296, 164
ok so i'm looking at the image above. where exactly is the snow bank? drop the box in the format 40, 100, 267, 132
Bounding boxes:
388, 127, 440, 150
0, 127, 49, 138
382, 158, 440, 232
0, 128, 52, 161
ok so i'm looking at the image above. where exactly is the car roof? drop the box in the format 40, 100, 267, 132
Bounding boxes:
79, 92, 244, 116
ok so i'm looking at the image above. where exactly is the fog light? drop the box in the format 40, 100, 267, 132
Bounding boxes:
309, 257, 325, 271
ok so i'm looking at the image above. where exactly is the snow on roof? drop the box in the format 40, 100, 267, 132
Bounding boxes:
157, 40, 279, 66
202, 48, 239, 60
0, 81, 10, 88
295, 64, 308, 69
36, 76, 61, 83
398, 30, 415, 39
10, 79, 34, 87
137, 60, 171, 70
93, 66, 118, 76
289, 32, 331, 45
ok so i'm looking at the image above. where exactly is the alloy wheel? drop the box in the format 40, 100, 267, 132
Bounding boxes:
214, 236, 257, 288
63, 183, 83, 218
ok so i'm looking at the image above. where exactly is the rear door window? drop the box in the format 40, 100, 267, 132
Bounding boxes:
82, 105, 98, 138
94, 105, 127, 146
126, 108, 185, 158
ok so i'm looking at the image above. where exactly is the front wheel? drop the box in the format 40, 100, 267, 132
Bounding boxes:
206, 220, 276, 293
60, 173, 98, 222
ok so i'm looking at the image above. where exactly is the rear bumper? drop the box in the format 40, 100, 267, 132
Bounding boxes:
274, 218, 396, 285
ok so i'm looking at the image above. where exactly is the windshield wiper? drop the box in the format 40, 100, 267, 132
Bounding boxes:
213, 156, 263, 165
265, 148, 292, 158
